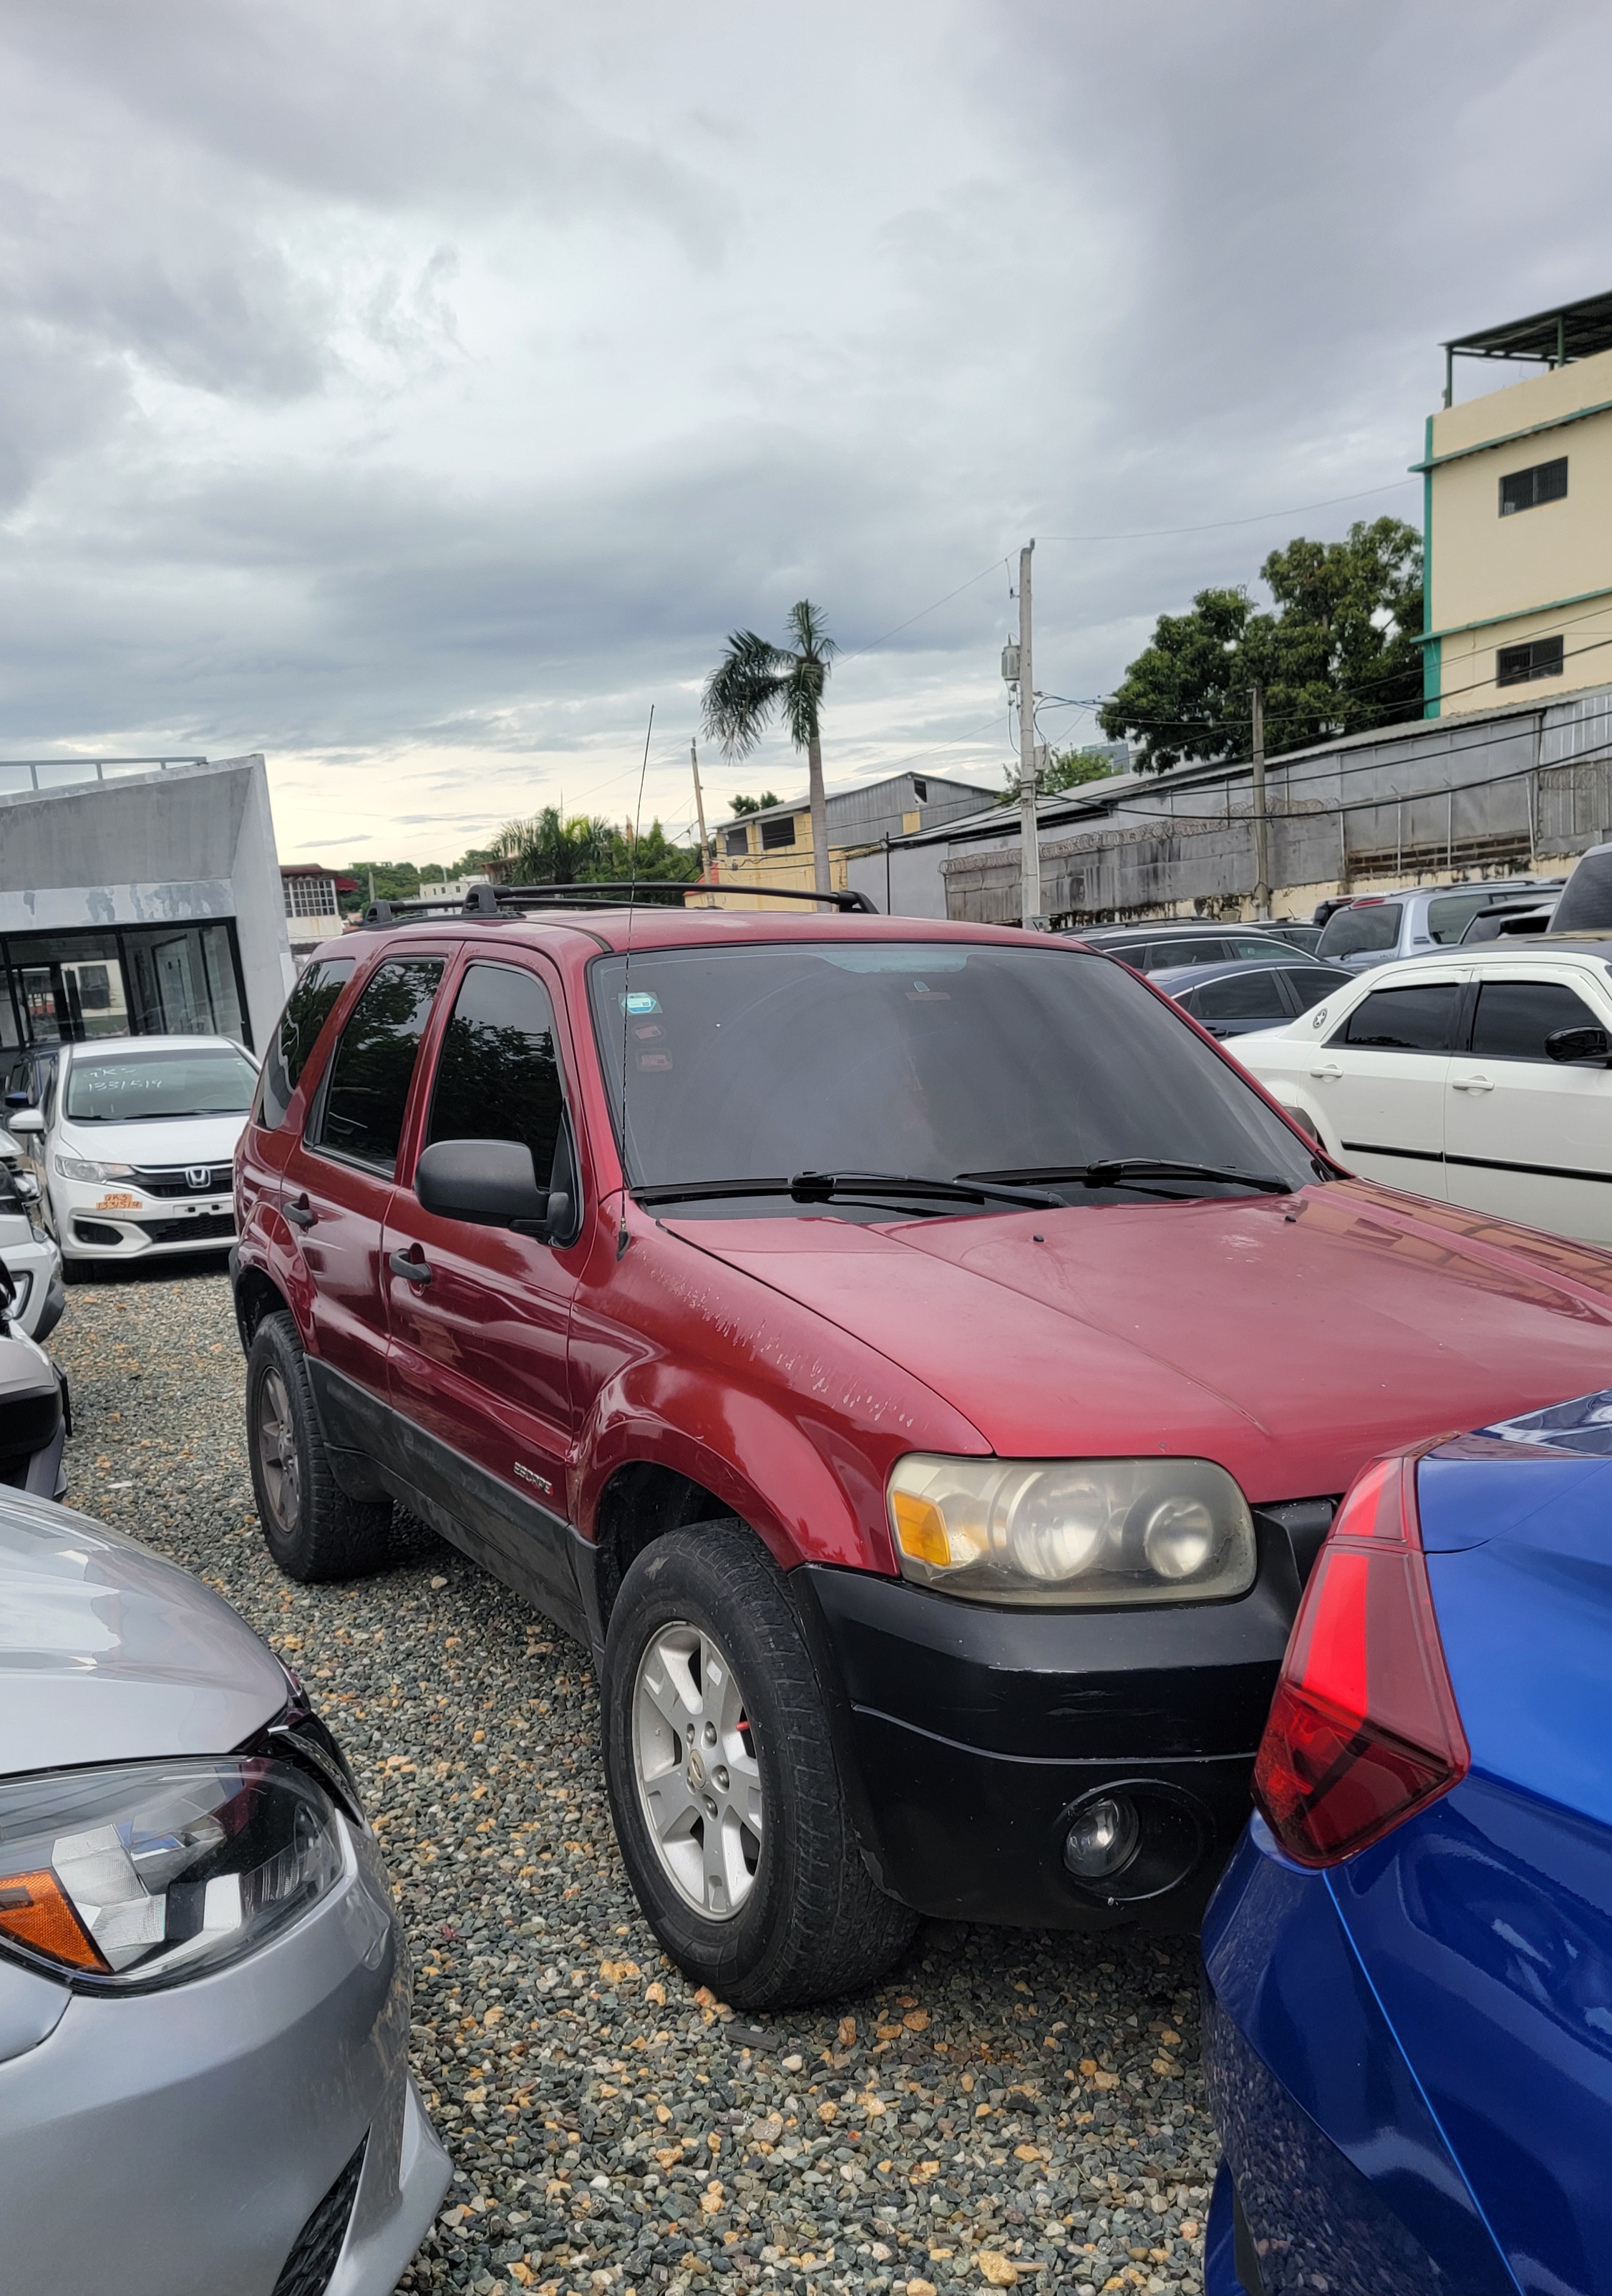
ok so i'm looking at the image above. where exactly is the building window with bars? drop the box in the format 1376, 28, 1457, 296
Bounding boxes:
1499, 457, 1568, 515
723, 825, 749, 859
283, 875, 339, 918
1496, 635, 1565, 686
759, 814, 798, 850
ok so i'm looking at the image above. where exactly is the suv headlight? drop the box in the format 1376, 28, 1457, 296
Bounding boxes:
54, 1154, 135, 1185
887, 1455, 1256, 1605
0, 1757, 346, 1990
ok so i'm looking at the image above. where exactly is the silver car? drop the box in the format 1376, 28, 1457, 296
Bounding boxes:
1314, 877, 1565, 971
0, 1491, 450, 2292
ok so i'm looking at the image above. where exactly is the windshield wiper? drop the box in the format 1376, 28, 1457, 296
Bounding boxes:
633, 1169, 1062, 1210
959, 1159, 1295, 1197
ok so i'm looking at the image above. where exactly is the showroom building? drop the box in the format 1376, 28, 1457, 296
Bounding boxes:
0, 752, 293, 1057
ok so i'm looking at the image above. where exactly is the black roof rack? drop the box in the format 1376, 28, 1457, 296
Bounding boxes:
356, 879, 877, 929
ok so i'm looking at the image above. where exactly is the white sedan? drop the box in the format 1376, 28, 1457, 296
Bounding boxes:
1230, 940, 1612, 1245
7, 1035, 258, 1268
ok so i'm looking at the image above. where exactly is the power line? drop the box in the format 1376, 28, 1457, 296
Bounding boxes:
1039, 479, 1417, 544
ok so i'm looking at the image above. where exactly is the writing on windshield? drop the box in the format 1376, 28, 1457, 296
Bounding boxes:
65, 1049, 258, 1122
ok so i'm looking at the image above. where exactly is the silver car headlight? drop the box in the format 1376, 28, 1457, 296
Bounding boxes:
54, 1154, 135, 1185
0, 1757, 345, 1989
887, 1455, 1257, 1605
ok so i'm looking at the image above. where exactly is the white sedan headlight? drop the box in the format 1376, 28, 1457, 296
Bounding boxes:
0, 1758, 345, 1989
53, 1154, 135, 1185
887, 1455, 1256, 1605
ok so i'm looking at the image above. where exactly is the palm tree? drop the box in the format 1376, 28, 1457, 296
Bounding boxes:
492, 807, 613, 885
702, 600, 836, 895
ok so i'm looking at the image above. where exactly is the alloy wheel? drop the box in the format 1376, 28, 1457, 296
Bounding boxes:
256, 1366, 301, 1538
631, 1621, 762, 1920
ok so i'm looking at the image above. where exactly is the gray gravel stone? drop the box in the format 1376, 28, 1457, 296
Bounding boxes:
53, 1265, 1218, 2295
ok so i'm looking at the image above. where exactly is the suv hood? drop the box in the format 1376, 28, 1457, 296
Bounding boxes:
669, 1182, 1612, 1504
0, 1492, 286, 1774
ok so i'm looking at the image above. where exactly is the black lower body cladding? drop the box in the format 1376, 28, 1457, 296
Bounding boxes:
791, 1547, 1301, 1932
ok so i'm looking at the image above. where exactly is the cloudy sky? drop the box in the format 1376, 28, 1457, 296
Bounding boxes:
0, 0, 1605, 863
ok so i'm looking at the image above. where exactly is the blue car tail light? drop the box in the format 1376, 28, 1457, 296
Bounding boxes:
1254, 1454, 1470, 1865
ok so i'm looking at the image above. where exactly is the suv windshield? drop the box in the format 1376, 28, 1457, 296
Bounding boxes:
1316, 902, 1402, 959
64, 1047, 258, 1123
588, 942, 1320, 1215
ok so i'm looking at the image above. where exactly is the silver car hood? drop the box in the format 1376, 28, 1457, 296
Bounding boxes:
0, 1492, 286, 1776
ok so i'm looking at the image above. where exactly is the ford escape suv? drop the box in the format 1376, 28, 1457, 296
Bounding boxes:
231, 887, 1612, 2008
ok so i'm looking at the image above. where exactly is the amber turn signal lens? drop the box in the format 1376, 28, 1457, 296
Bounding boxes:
0, 1868, 108, 1972
890, 1489, 951, 1569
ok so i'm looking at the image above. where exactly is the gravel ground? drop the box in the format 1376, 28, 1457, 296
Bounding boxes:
54, 1265, 1219, 2296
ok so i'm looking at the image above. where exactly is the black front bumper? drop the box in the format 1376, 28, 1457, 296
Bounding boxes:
792, 1517, 1307, 1932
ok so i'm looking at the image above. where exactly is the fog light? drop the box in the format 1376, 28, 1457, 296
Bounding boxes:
1063, 1794, 1140, 1879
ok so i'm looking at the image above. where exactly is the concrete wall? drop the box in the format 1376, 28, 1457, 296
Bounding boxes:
1428, 349, 1612, 714
0, 754, 292, 1047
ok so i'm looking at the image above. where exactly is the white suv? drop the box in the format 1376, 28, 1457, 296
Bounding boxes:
8, 1036, 258, 1268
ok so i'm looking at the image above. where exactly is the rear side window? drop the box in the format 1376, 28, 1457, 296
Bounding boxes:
1470, 979, 1603, 1063
1143, 937, 1228, 970
311, 958, 445, 1172
426, 963, 568, 1189
1340, 982, 1460, 1052
1286, 965, 1354, 1013
1193, 971, 1287, 1025
1317, 903, 1402, 959
257, 957, 356, 1130
1427, 891, 1499, 945
1550, 849, 1612, 935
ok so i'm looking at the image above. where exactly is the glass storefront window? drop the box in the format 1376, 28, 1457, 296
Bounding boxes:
2, 923, 248, 1050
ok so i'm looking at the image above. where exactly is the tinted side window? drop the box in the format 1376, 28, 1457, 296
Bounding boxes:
258, 958, 356, 1130
1470, 980, 1603, 1063
1427, 891, 1497, 945
426, 963, 568, 1188
1286, 965, 1354, 1013
1195, 971, 1287, 1023
1145, 938, 1225, 970
311, 958, 445, 1172
1341, 983, 1460, 1052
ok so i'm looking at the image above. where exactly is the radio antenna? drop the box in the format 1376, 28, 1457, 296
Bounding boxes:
618, 704, 655, 1250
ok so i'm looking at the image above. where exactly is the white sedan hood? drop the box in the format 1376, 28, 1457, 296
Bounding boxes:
56, 1113, 248, 1169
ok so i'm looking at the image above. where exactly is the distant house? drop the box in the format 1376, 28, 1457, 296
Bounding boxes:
712, 770, 999, 906
281, 865, 359, 959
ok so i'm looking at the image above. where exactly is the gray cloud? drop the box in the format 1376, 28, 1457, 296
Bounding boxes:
0, 0, 1606, 855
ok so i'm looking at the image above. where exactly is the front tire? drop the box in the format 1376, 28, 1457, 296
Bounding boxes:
602, 1521, 916, 2008
246, 1311, 394, 1581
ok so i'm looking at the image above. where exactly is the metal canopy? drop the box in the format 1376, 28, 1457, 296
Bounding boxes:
1443, 289, 1612, 404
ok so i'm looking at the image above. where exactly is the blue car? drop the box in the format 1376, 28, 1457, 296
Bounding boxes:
1202, 1388, 1612, 2296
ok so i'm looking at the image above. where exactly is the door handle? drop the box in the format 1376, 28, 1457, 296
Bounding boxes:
1308, 1063, 1343, 1080
1452, 1074, 1495, 1093
389, 1247, 432, 1285
284, 1195, 315, 1229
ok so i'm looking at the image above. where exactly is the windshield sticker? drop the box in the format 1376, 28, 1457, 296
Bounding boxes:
621, 991, 661, 1014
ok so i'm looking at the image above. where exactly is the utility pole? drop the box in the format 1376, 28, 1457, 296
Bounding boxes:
1251, 682, 1271, 920
1016, 541, 1041, 928
690, 736, 715, 880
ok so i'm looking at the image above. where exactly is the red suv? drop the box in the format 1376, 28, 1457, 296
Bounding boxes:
232, 888, 1612, 2007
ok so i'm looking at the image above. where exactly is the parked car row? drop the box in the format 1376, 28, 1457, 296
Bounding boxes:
9, 875, 1612, 2295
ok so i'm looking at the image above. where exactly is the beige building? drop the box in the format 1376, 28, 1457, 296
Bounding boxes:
1422, 290, 1612, 716
707, 770, 997, 908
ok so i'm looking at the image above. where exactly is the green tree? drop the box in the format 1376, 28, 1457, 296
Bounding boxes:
343, 860, 423, 903
1099, 517, 1424, 772
492, 807, 699, 887
703, 600, 836, 893
999, 744, 1122, 804
728, 792, 780, 816
492, 808, 615, 885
